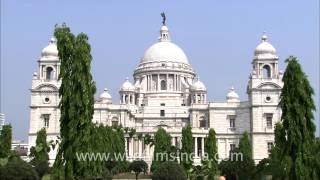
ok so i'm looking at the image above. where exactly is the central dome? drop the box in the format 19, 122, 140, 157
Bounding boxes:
141, 41, 189, 64
140, 25, 189, 64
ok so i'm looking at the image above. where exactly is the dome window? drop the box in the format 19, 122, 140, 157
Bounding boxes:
46, 67, 54, 80
262, 65, 271, 78
44, 97, 50, 103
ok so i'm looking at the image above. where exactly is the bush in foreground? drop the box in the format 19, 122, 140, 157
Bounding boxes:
152, 161, 187, 180
0, 155, 39, 180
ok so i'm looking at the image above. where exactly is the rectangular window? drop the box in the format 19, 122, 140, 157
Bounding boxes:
228, 115, 236, 128
160, 103, 165, 106
267, 142, 274, 153
266, 113, 273, 128
230, 119, 235, 128
42, 114, 50, 128
200, 120, 206, 128
112, 121, 118, 127
160, 110, 165, 117
230, 144, 236, 152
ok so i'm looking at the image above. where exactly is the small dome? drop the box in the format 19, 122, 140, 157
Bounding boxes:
254, 33, 277, 58
41, 37, 58, 57
120, 78, 135, 91
191, 78, 206, 91
160, 25, 169, 31
100, 88, 112, 99
226, 87, 240, 102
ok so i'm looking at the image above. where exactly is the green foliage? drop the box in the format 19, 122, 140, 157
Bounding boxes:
129, 160, 148, 180
181, 125, 193, 171
272, 56, 317, 179
218, 132, 254, 180
151, 128, 171, 172
237, 132, 255, 180
143, 133, 154, 146
204, 128, 219, 180
152, 161, 187, 180
52, 24, 97, 179
0, 124, 12, 158
129, 128, 136, 138
0, 155, 39, 180
238, 132, 251, 158
29, 128, 50, 178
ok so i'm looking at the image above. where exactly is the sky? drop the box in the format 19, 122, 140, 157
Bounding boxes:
1, 0, 319, 141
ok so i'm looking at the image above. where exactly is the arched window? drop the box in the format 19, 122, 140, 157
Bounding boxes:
262, 65, 271, 78
46, 67, 54, 80
161, 80, 167, 90
112, 117, 119, 127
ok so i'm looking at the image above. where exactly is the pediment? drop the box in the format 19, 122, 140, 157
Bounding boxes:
34, 84, 58, 91
257, 82, 281, 89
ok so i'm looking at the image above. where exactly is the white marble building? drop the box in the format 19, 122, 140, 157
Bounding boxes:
28, 22, 283, 165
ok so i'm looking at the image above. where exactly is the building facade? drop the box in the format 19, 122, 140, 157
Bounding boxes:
28, 22, 283, 165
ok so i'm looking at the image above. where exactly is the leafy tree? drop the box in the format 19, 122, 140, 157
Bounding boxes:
237, 132, 255, 180
129, 160, 148, 180
0, 155, 39, 180
180, 125, 193, 172
52, 24, 97, 179
29, 128, 50, 178
273, 56, 317, 179
204, 128, 219, 180
151, 128, 171, 172
0, 124, 12, 158
144, 133, 154, 146
152, 161, 187, 180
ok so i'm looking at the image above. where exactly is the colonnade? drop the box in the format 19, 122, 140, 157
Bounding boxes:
125, 136, 207, 158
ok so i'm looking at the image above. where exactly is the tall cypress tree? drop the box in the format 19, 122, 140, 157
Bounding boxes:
276, 56, 317, 179
52, 24, 96, 179
181, 125, 193, 171
204, 128, 218, 180
29, 128, 50, 178
151, 128, 171, 172
0, 124, 12, 158
237, 131, 255, 180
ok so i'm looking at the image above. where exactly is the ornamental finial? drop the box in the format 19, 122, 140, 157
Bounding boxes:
161, 12, 166, 25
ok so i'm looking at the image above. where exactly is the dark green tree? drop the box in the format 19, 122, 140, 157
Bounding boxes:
151, 128, 171, 172
204, 128, 219, 180
0, 124, 12, 158
129, 160, 148, 180
0, 155, 39, 180
274, 56, 317, 179
152, 161, 187, 180
237, 132, 255, 180
180, 125, 193, 172
29, 128, 50, 178
52, 24, 97, 179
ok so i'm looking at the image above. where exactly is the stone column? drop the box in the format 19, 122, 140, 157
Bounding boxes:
125, 138, 128, 156
201, 137, 205, 157
171, 137, 175, 146
194, 137, 198, 157
157, 74, 160, 91
166, 74, 169, 91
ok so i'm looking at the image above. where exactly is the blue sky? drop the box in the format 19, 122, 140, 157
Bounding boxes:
1, 0, 319, 141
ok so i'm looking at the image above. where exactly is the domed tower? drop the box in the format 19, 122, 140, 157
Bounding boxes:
120, 78, 136, 105
133, 20, 195, 107
29, 37, 61, 164
247, 33, 283, 163
226, 87, 240, 103
99, 88, 112, 104
190, 78, 207, 104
